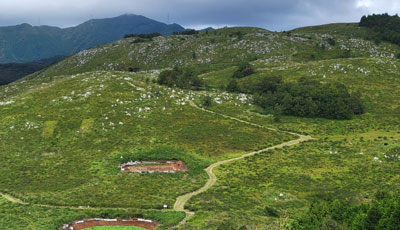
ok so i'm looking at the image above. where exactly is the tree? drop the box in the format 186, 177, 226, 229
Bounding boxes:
364, 205, 381, 229
327, 38, 336, 46
233, 62, 254, 78
273, 105, 283, 123
157, 67, 204, 90
226, 79, 239, 92
202, 96, 212, 107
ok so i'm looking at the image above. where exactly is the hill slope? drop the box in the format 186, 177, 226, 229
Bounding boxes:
1, 23, 400, 229
0, 14, 184, 63
32, 25, 399, 80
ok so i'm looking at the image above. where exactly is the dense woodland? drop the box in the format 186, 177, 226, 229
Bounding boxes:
360, 13, 400, 47
295, 189, 400, 229
229, 76, 364, 120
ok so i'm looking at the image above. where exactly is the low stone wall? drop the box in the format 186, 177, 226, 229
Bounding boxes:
59, 218, 159, 230
120, 160, 187, 173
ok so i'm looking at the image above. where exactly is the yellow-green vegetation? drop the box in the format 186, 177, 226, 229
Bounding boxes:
81, 118, 95, 134
42, 120, 57, 137
1, 22, 400, 229
0, 71, 290, 210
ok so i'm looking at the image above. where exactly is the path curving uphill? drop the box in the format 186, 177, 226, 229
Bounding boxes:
172, 100, 314, 226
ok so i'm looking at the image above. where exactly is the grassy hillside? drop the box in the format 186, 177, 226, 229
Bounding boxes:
1, 23, 400, 229
183, 57, 400, 229
33, 25, 399, 80
0, 70, 290, 209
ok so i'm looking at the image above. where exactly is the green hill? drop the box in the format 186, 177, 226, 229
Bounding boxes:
32, 25, 399, 79
0, 14, 184, 63
1, 22, 400, 229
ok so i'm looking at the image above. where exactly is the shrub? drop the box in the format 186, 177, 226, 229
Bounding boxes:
128, 67, 139, 72
226, 79, 239, 92
202, 96, 212, 107
264, 206, 279, 217
157, 67, 204, 90
233, 62, 254, 78
327, 37, 336, 46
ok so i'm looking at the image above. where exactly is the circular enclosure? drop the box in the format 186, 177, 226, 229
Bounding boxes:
59, 218, 159, 230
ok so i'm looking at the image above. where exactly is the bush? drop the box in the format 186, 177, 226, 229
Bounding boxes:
233, 62, 254, 78
327, 37, 336, 46
226, 79, 239, 92
202, 96, 212, 107
264, 206, 279, 217
128, 67, 139, 72
157, 67, 204, 90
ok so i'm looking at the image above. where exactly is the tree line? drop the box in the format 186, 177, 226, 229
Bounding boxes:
173, 29, 199, 35
123, 33, 161, 39
360, 13, 400, 47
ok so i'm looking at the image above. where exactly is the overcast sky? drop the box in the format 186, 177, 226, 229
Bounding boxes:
0, 0, 399, 30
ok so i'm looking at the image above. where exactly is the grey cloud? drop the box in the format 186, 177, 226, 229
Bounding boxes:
0, 0, 398, 30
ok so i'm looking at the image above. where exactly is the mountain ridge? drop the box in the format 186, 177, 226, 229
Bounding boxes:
0, 14, 185, 63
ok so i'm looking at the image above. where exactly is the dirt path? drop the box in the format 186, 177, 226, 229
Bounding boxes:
126, 81, 146, 91
172, 100, 313, 227
0, 193, 27, 204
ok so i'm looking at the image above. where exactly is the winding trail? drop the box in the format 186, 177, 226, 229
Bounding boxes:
0, 87, 314, 229
172, 100, 313, 227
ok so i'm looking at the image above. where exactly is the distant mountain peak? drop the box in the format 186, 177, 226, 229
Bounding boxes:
0, 14, 185, 63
